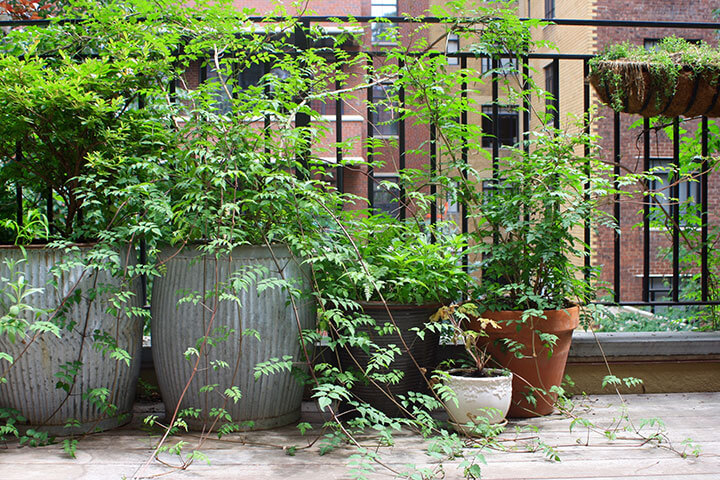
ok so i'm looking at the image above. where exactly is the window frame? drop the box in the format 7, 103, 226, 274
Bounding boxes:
371, 0, 398, 45
544, 0, 555, 19
372, 174, 401, 218
370, 83, 399, 137
446, 33, 460, 66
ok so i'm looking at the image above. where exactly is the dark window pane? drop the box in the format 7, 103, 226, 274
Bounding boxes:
544, 0, 555, 18
481, 56, 518, 74
447, 34, 460, 66
372, 176, 400, 217
481, 105, 518, 148
370, 84, 398, 137
371, 0, 397, 44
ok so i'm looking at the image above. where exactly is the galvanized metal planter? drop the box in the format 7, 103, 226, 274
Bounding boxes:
151, 244, 313, 431
0, 245, 143, 435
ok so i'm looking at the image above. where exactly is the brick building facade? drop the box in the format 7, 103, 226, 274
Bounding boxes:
521, 0, 720, 306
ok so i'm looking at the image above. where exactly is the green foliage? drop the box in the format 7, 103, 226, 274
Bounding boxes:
601, 375, 644, 390
0, 1, 682, 477
470, 117, 635, 312
312, 213, 470, 305
589, 304, 698, 332
430, 302, 498, 371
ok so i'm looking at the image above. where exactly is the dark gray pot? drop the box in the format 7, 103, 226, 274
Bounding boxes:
338, 301, 440, 417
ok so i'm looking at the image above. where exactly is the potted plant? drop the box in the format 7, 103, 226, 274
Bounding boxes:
430, 302, 512, 433
312, 213, 471, 417
146, 6, 351, 432
466, 120, 623, 417
0, 6, 169, 437
589, 37, 720, 118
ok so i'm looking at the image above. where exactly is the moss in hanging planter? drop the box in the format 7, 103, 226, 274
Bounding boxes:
589, 37, 720, 118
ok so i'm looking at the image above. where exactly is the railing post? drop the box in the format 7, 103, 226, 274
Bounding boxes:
294, 19, 310, 180
366, 56, 375, 210
15, 141, 23, 227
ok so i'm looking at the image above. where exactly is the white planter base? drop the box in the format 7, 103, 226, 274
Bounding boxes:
443, 368, 512, 428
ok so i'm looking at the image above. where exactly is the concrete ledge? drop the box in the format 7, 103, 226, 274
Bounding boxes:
569, 331, 720, 358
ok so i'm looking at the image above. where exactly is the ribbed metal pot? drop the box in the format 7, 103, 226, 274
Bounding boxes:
338, 302, 440, 417
0, 245, 143, 435
151, 244, 313, 431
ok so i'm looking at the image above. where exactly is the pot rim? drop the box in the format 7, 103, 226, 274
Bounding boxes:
0, 242, 100, 250
446, 367, 512, 379
357, 300, 445, 311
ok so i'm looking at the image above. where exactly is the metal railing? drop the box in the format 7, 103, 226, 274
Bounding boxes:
2, 14, 720, 313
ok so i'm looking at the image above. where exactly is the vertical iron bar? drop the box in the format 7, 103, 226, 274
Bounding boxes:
169, 47, 178, 102
583, 58, 591, 279
367, 58, 374, 210
672, 117, 680, 302
264, 61, 271, 155
522, 55, 531, 231
461, 55, 469, 271
491, 57, 499, 178
139, 240, 148, 307
398, 58, 406, 220
613, 112, 621, 303
552, 58, 560, 129
46, 188, 53, 236
430, 123, 437, 231
643, 118, 651, 303
522, 56, 530, 152
701, 116, 709, 301
294, 20, 310, 179
15, 141, 23, 227
335, 78, 344, 194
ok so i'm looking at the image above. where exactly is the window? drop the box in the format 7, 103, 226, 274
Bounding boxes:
649, 157, 699, 225
480, 56, 518, 75
648, 276, 696, 314
310, 98, 341, 116
481, 105, 518, 148
372, 175, 400, 217
204, 62, 236, 114
446, 34, 460, 66
204, 61, 288, 114
371, 0, 397, 44
544, 0, 555, 18
370, 83, 398, 137
544, 63, 557, 123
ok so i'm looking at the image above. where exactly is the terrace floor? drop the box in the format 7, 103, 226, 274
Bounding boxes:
1, 392, 719, 480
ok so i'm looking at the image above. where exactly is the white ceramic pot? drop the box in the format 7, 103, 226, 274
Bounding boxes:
443, 368, 512, 426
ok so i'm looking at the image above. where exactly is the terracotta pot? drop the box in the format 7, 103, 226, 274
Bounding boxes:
470, 306, 580, 418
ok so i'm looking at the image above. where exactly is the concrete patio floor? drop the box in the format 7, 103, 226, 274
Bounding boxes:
1, 392, 719, 480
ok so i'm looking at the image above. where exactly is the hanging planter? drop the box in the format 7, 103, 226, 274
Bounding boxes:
588, 37, 720, 118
